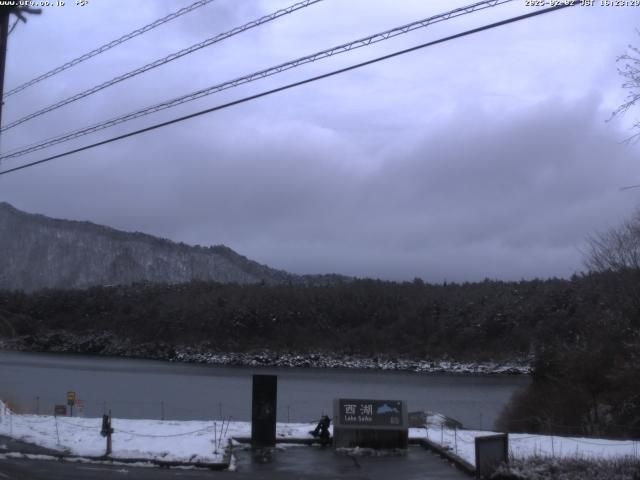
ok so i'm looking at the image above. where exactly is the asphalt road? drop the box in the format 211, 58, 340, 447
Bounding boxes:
0, 445, 469, 479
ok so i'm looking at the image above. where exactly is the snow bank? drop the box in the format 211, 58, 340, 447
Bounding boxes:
3, 400, 637, 468
424, 425, 640, 467
0, 402, 317, 464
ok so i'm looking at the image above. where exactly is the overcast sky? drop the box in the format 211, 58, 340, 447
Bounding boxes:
1, 0, 639, 281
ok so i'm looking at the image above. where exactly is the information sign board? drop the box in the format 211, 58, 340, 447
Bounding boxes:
338, 399, 404, 427
333, 398, 408, 449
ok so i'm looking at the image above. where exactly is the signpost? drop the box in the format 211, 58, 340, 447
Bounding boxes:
101, 411, 114, 456
67, 391, 76, 417
75, 399, 85, 417
333, 398, 408, 449
54, 405, 67, 416
338, 399, 404, 426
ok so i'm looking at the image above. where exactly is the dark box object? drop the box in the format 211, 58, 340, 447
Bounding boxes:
54, 404, 67, 416
475, 433, 508, 479
251, 374, 277, 447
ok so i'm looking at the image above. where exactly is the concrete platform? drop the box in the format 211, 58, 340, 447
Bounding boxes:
0, 444, 470, 479
231, 444, 470, 479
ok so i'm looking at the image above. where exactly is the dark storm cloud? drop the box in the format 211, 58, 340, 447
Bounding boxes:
1, 1, 639, 281
4, 92, 636, 281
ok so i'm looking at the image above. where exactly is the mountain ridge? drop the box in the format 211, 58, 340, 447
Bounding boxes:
0, 202, 338, 292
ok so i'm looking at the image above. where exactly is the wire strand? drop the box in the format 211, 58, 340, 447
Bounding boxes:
0, 0, 514, 155
7, 16, 18, 36
115, 425, 217, 438
3, 0, 217, 99
0, 0, 322, 133
0, 3, 577, 177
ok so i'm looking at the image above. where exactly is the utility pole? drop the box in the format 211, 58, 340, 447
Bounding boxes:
0, 5, 41, 129
0, 6, 12, 130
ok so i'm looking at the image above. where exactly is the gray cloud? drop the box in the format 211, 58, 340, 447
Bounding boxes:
1, 0, 639, 282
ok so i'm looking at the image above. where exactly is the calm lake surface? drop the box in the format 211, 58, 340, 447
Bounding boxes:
0, 350, 529, 429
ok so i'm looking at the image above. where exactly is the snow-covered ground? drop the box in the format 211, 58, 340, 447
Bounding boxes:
0, 400, 317, 464
424, 424, 640, 467
2, 399, 638, 468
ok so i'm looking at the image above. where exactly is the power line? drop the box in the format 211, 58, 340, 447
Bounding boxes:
0, 3, 578, 178
0, 0, 322, 133
2, 0, 216, 99
0, 0, 514, 159
7, 16, 18, 36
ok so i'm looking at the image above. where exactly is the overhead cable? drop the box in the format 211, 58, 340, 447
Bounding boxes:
0, 3, 579, 177
0, 0, 514, 157
3, 0, 217, 99
0, 0, 322, 133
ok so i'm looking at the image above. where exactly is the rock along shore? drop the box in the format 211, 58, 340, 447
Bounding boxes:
0, 331, 531, 375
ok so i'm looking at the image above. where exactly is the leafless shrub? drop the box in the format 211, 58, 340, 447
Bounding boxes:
610, 32, 640, 144
493, 455, 640, 480
584, 212, 640, 272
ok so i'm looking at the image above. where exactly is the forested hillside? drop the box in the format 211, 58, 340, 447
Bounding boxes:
1, 268, 638, 437
0, 273, 625, 360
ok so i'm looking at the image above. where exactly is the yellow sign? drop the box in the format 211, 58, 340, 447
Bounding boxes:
67, 391, 76, 406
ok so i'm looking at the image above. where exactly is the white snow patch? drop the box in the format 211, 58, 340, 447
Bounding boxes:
336, 446, 406, 457
227, 452, 237, 472
424, 425, 640, 467
6, 398, 634, 470
0, 452, 157, 468
0, 399, 318, 464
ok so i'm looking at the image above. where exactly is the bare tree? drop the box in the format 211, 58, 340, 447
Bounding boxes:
611, 33, 640, 143
584, 212, 640, 272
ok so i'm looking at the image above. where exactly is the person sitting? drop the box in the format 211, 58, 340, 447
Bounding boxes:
310, 415, 331, 444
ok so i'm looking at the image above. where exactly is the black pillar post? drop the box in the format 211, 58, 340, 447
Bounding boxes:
251, 374, 277, 448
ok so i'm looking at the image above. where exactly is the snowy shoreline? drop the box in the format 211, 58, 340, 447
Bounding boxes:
0, 333, 531, 375
171, 349, 532, 375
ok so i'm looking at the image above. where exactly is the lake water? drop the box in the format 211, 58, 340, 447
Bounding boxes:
0, 350, 529, 429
